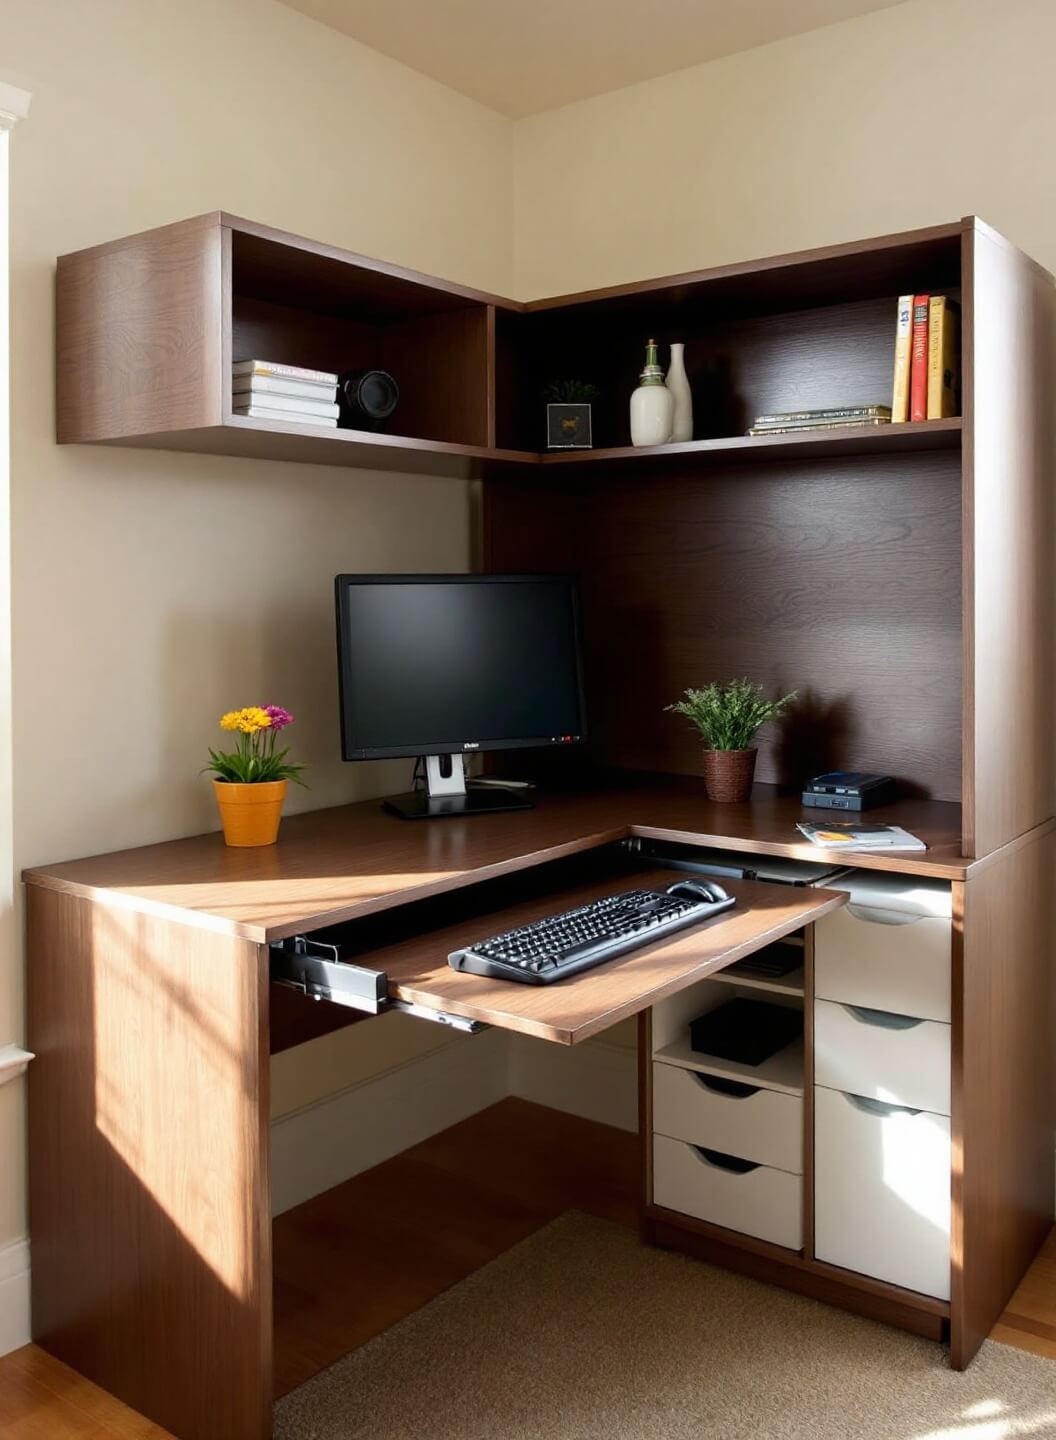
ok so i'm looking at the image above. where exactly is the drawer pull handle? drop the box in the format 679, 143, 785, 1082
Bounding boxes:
843, 1092, 922, 1119
692, 1073, 760, 1099
692, 1145, 761, 1174
844, 903, 924, 927
843, 1004, 924, 1031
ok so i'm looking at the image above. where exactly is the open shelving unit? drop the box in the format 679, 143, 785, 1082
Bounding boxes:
57, 210, 964, 479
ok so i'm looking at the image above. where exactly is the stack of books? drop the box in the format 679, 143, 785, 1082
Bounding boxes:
747, 404, 891, 437
232, 360, 340, 428
891, 293, 960, 422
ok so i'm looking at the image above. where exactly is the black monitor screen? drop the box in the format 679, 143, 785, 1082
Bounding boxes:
335, 574, 586, 759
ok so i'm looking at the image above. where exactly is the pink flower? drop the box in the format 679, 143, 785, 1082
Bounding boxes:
263, 704, 294, 731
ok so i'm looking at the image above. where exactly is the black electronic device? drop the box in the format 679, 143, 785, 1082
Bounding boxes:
337, 368, 400, 429
335, 573, 587, 819
689, 997, 802, 1066
448, 882, 735, 985
801, 771, 897, 811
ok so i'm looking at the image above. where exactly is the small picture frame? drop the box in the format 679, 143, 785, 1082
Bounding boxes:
547, 403, 593, 449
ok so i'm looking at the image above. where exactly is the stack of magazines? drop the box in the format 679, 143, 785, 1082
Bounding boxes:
748, 404, 891, 437
232, 360, 340, 428
796, 821, 926, 853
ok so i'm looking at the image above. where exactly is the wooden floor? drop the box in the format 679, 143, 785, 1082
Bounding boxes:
1, 1097, 1053, 1438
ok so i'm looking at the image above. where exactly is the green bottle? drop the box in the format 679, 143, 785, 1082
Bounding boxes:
630, 338, 674, 445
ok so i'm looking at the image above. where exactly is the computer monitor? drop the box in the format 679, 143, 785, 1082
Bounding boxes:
335, 573, 587, 819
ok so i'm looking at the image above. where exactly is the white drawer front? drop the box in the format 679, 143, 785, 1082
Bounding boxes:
815, 1085, 951, 1299
814, 998, 950, 1116
814, 904, 951, 1023
653, 1134, 802, 1250
652, 1061, 802, 1174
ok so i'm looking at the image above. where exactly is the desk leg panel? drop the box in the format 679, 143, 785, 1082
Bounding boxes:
951, 827, 1056, 1368
26, 885, 273, 1440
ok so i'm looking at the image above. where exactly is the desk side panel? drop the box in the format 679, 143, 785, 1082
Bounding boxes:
26, 885, 272, 1440
962, 221, 1056, 856
950, 825, 1056, 1368
56, 214, 225, 443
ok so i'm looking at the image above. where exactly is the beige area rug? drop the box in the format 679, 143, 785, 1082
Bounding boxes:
274, 1213, 1056, 1440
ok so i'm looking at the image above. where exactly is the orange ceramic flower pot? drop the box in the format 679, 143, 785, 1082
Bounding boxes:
214, 779, 288, 847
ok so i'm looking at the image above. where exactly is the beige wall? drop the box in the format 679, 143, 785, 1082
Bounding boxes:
0, 0, 513, 1248
513, 0, 1056, 297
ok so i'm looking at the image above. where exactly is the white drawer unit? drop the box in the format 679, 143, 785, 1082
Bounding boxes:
814, 998, 950, 1116
652, 1061, 803, 1174
814, 1085, 951, 1299
814, 872, 952, 1023
653, 1134, 802, 1250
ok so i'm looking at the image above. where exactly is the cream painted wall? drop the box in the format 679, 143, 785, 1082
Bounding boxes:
0, 0, 513, 1249
513, 0, 1056, 297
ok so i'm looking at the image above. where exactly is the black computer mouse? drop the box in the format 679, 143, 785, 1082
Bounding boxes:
666, 878, 730, 904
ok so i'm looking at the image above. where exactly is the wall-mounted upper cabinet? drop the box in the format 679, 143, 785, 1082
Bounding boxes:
56, 211, 969, 478
55, 211, 528, 478
496, 224, 963, 455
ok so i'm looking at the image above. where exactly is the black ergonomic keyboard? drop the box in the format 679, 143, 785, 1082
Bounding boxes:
448, 881, 736, 985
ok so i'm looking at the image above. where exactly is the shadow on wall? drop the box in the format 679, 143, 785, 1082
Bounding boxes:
160, 606, 414, 839
772, 688, 853, 791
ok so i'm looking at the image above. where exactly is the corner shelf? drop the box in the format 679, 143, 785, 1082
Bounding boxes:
539, 418, 962, 470
55, 211, 965, 480
102, 414, 538, 479
95, 415, 961, 478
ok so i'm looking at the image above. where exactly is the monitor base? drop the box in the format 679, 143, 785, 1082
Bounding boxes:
383, 787, 534, 820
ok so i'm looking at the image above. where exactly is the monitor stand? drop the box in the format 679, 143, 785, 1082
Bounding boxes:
383, 754, 534, 820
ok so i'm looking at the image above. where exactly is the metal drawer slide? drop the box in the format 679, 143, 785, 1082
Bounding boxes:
270, 936, 486, 1032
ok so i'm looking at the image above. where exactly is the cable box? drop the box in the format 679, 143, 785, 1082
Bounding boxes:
689, 998, 802, 1067
801, 771, 896, 811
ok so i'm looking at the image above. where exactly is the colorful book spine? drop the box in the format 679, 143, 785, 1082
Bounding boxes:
891, 294, 913, 423
926, 296, 960, 419
909, 295, 930, 423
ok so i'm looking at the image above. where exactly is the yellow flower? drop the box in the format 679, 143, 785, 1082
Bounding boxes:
220, 711, 241, 732
236, 706, 272, 735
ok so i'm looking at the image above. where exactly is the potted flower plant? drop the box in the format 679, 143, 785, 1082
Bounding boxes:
205, 705, 306, 847
666, 679, 795, 803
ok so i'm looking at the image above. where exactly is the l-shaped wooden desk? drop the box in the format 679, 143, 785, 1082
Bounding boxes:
23, 776, 1054, 1440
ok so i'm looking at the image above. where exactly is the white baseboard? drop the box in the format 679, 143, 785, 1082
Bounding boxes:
508, 1033, 638, 1133
0, 1238, 30, 1358
271, 1027, 510, 1215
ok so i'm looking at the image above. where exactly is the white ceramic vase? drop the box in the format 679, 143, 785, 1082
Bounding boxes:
666, 342, 693, 442
630, 338, 674, 446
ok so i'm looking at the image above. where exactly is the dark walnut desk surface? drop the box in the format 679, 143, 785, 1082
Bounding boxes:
24, 774, 972, 946
20, 773, 918, 1045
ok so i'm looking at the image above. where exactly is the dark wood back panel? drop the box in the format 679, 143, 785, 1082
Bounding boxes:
499, 292, 959, 454
484, 450, 963, 799
230, 296, 490, 446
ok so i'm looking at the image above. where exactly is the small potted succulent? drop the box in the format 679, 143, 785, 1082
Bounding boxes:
543, 379, 600, 449
205, 704, 306, 847
666, 679, 795, 803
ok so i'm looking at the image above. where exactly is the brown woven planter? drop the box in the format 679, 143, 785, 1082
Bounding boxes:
701, 748, 757, 803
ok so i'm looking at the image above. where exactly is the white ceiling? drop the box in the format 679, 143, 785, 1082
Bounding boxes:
279, 0, 912, 117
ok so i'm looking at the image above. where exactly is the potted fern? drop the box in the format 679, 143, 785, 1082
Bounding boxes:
666, 679, 795, 803
543, 379, 600, 449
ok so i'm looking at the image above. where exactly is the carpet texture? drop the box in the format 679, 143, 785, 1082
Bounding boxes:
274, 1213, 1056, 1439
